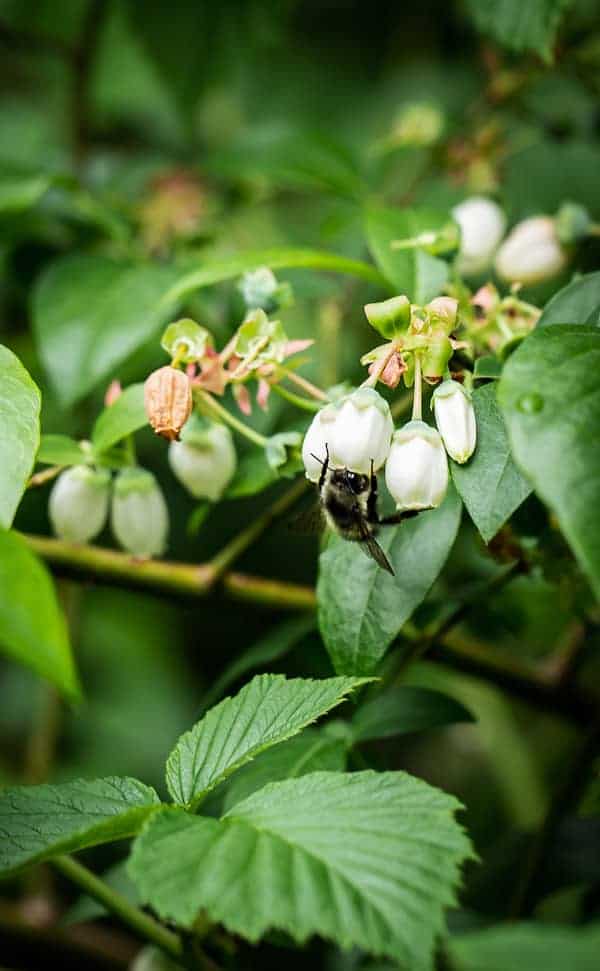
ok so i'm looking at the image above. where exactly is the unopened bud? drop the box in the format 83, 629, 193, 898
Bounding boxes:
144, 366, 192, 441
111, 468, 169, 557
494, 216, 568, 285
169, 418, 236, 501
433, 380, 476, 463
385, 420, 448, 511
49, 466, 111, 543
452, 197, 506, 276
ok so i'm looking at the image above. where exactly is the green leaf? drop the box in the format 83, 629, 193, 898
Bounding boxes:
464, 0, 573, 60
0, 344, 41, 527
317, 485, 462, 675
37, 434, 90, 467
32, 254, 178, 408
365, 206, 449, 303
505, 141, 600, 219
448, 922, 600, 971
92, 383, 147, 454
538, 272, 600, 327
0, 529, 80, 699
164, 248, 386, 307
450, 384, 532, 543
473, 356, 502, 380
225, 448, 279, 499
221, 729, 347, 813
498, 324, 600, 598
129, 771, 472, 969
0, 173, 52, 216
264, 431, 302, 472
165, 674, 368, 808
351, 686, 474, 744
198, 615, 316, 714
0, 776, 160, 878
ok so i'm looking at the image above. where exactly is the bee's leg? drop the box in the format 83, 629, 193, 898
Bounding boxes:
316, 442, 329, 491
379, 509, 420, 525
367, 458, 380, 525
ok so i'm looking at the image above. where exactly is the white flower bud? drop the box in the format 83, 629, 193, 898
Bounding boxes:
49, 466, 111, 543
302, 403, 339, 482
329, 388, 393, 475
239, 267, 278, 310
452, 197, 506, 276
385, 420, 448, 511
433, 380, 476, 464
494, 216, 568, 285
169, 420, 236, 501
111, 468, 168, 557
302, 388, 393, 481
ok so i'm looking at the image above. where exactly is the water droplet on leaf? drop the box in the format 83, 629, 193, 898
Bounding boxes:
518, 392, 544, 414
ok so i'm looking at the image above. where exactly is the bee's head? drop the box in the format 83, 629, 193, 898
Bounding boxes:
331, 468, 369, 495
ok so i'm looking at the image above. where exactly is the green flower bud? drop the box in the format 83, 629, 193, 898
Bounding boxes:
111, 468, 168, 558
49, 466, 111, 544
169, 418, 236, 501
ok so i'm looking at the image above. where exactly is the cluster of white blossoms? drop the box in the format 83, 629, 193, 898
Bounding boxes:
49, 417, 236, 556
302, 378, 476, 512
452, 196, 571, 285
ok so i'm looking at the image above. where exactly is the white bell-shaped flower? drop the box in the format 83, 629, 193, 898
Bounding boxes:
329, 387, 393, 474
433, 380, 476, 464
169, 419, 236, 501
452, 197, 506, 276
385, 420, 448, 511
49, 465, 111, 543
302, 402, 341, 482
494, 216, 568, 285
111, 468, 168, 557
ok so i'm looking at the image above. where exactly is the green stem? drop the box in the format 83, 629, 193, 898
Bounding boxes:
412, 355, 422, 421
270, 382, 322, 413
210, 478, 309, 578
279, 367, 329, 402
161, 248, 388, 309
194, 390, 267, 448
52, 855, 183, 960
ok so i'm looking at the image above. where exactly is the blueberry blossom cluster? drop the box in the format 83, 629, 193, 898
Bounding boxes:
301, 295, 477, 513
452, 196, 599, 286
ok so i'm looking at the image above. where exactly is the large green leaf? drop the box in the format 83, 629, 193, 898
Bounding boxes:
464, 0, 573, 60
165, 674, 368, 808
450, 384, 532, 543
130, 771, 472, 969
221, 729, 347, 813
351, 686, 474, 744
448, 922, 600, 971
0, 173, 53, 216
32, 254, 178, 408
0, 777, 160, 878
538, 271, 600, 327
498, 324, 600, 598
317, 485, 462, 675
92, 383, 147, 454
0, 529, 80, 699
365, 206, 449, 303
504, 141, 600, 219
0, 345, 41, 527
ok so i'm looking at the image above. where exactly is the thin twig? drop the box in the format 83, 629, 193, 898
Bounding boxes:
52, 857, 182, 961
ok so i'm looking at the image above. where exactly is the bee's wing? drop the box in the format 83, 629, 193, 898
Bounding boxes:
358, 523, 395, 576
289, 498, 325, 536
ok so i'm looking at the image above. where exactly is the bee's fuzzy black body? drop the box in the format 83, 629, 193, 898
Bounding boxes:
313, 446, 417, 575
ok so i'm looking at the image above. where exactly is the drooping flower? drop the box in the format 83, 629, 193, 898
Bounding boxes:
169, 417, 236, 502
49, 466, 111, 543
301, 388, 393, 481
452, 196, 506, 276
385, 420, 448, 511
494, 216, 568, 285
111, 468, 169, 558
432, 380, 476, 464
